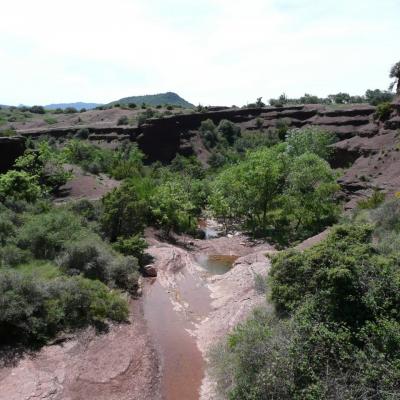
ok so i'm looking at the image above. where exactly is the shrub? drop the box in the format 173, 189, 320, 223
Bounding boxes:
101, 179, 151, 241
44, 117, 58, 125
374, 101, 392, 121
0, 170, 42, 202
357, 190, 385, 210
212, 223, 400, 399
17, 209, 85, 259
75, 127, 90, 139
109, 256, 140, 294
285, 127, 335, 160
112, 234, 148, 263
0, 128, 17, 137
218, 119, 241, 145
29, 105, 45, 114
128, 103, 137, 109
64, 107, 78, 114
63, 140, 114, 174
0, 271, 128, 345
117, 115, 129, 126
200, 119, 219, 148
70, 199, 100, 222
0, 244, 30, 267
57, 238, 113, 282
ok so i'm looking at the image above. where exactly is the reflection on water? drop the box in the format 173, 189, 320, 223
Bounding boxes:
195, 254, 239, 275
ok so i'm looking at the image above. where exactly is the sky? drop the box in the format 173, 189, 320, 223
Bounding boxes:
1, 0, 399, 106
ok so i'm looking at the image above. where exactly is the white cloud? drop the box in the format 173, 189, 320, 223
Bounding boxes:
0, 0, 399, 105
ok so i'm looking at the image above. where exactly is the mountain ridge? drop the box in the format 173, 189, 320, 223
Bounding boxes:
108, 92, 194, 108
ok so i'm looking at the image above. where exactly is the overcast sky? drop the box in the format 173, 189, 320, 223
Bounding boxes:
1, 0, 399, 106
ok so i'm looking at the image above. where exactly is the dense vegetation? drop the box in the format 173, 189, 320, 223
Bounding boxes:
208, 127, 339, 242
269, 88, 395, 107
210, 198, 400, 399
0, 143, 145, 346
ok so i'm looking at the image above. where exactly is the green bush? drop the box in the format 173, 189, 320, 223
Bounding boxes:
0, 271, 128, 345
0, 170, 42, 202
212, 223, 400, 399
101, 179, 151, 241
150, 179, 196, 235
63, 140, 114, 174
75, 127, 90, 139
285, 127, 335, 160
200, 119, 219, 148
57, 238, 113, 282
109, 256, 140, 294
374, 101, 392, 121
16, 209, 85, 259
218, 119, 241, 145
117, 115, 129, 126
357, 190, 385, 210
29, 105, 45, 114
64, 107, 78, 114
44, 116, 58, 125
0, 128, 17, 137
112, 234, 148, 263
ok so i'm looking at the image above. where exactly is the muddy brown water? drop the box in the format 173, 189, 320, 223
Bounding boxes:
143, 254, 237, 399
143, 273, 210, 400
196, 254, 239, 275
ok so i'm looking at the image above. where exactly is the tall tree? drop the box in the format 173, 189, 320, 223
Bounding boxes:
389, 61, 400, 94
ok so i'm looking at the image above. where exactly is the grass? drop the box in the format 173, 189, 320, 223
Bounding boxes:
44, 116, 58, 125
15, 260, 62, 280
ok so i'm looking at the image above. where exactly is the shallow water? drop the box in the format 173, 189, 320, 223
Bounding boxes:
195, 254, 239, 275
143, 274, 210, 400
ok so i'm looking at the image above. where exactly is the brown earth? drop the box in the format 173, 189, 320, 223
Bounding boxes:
0, 301, 160, 400
54, 165, 120, 203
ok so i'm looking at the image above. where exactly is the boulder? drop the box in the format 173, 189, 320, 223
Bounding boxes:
143, 264, 157, 277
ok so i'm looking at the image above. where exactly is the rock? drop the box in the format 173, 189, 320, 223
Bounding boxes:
143, 264, 157, 277
0, 136, 26, 173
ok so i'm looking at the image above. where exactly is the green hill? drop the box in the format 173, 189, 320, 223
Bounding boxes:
109, 92, 194, 108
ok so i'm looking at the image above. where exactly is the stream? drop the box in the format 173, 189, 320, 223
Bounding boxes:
142, 222, 240, 400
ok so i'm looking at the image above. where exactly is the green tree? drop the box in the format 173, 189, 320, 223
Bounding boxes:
101, 178, 151, 241
0, 170, 41, 202
389, 61, 400, 94
285, 127, 335, 160
209, 146, 287, 233
218, 119, 241, 145
283, 153, 339, 235
150, 179, 196, 234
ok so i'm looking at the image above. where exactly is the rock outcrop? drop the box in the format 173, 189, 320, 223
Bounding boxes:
0, 137, 26, 173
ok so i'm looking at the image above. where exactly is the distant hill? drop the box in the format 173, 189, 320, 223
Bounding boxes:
45, 102, 101, 111
109, 92, 194, 108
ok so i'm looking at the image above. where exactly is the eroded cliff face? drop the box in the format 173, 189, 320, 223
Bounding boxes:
3, 101, 400, 207
0, 137, 26, 173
